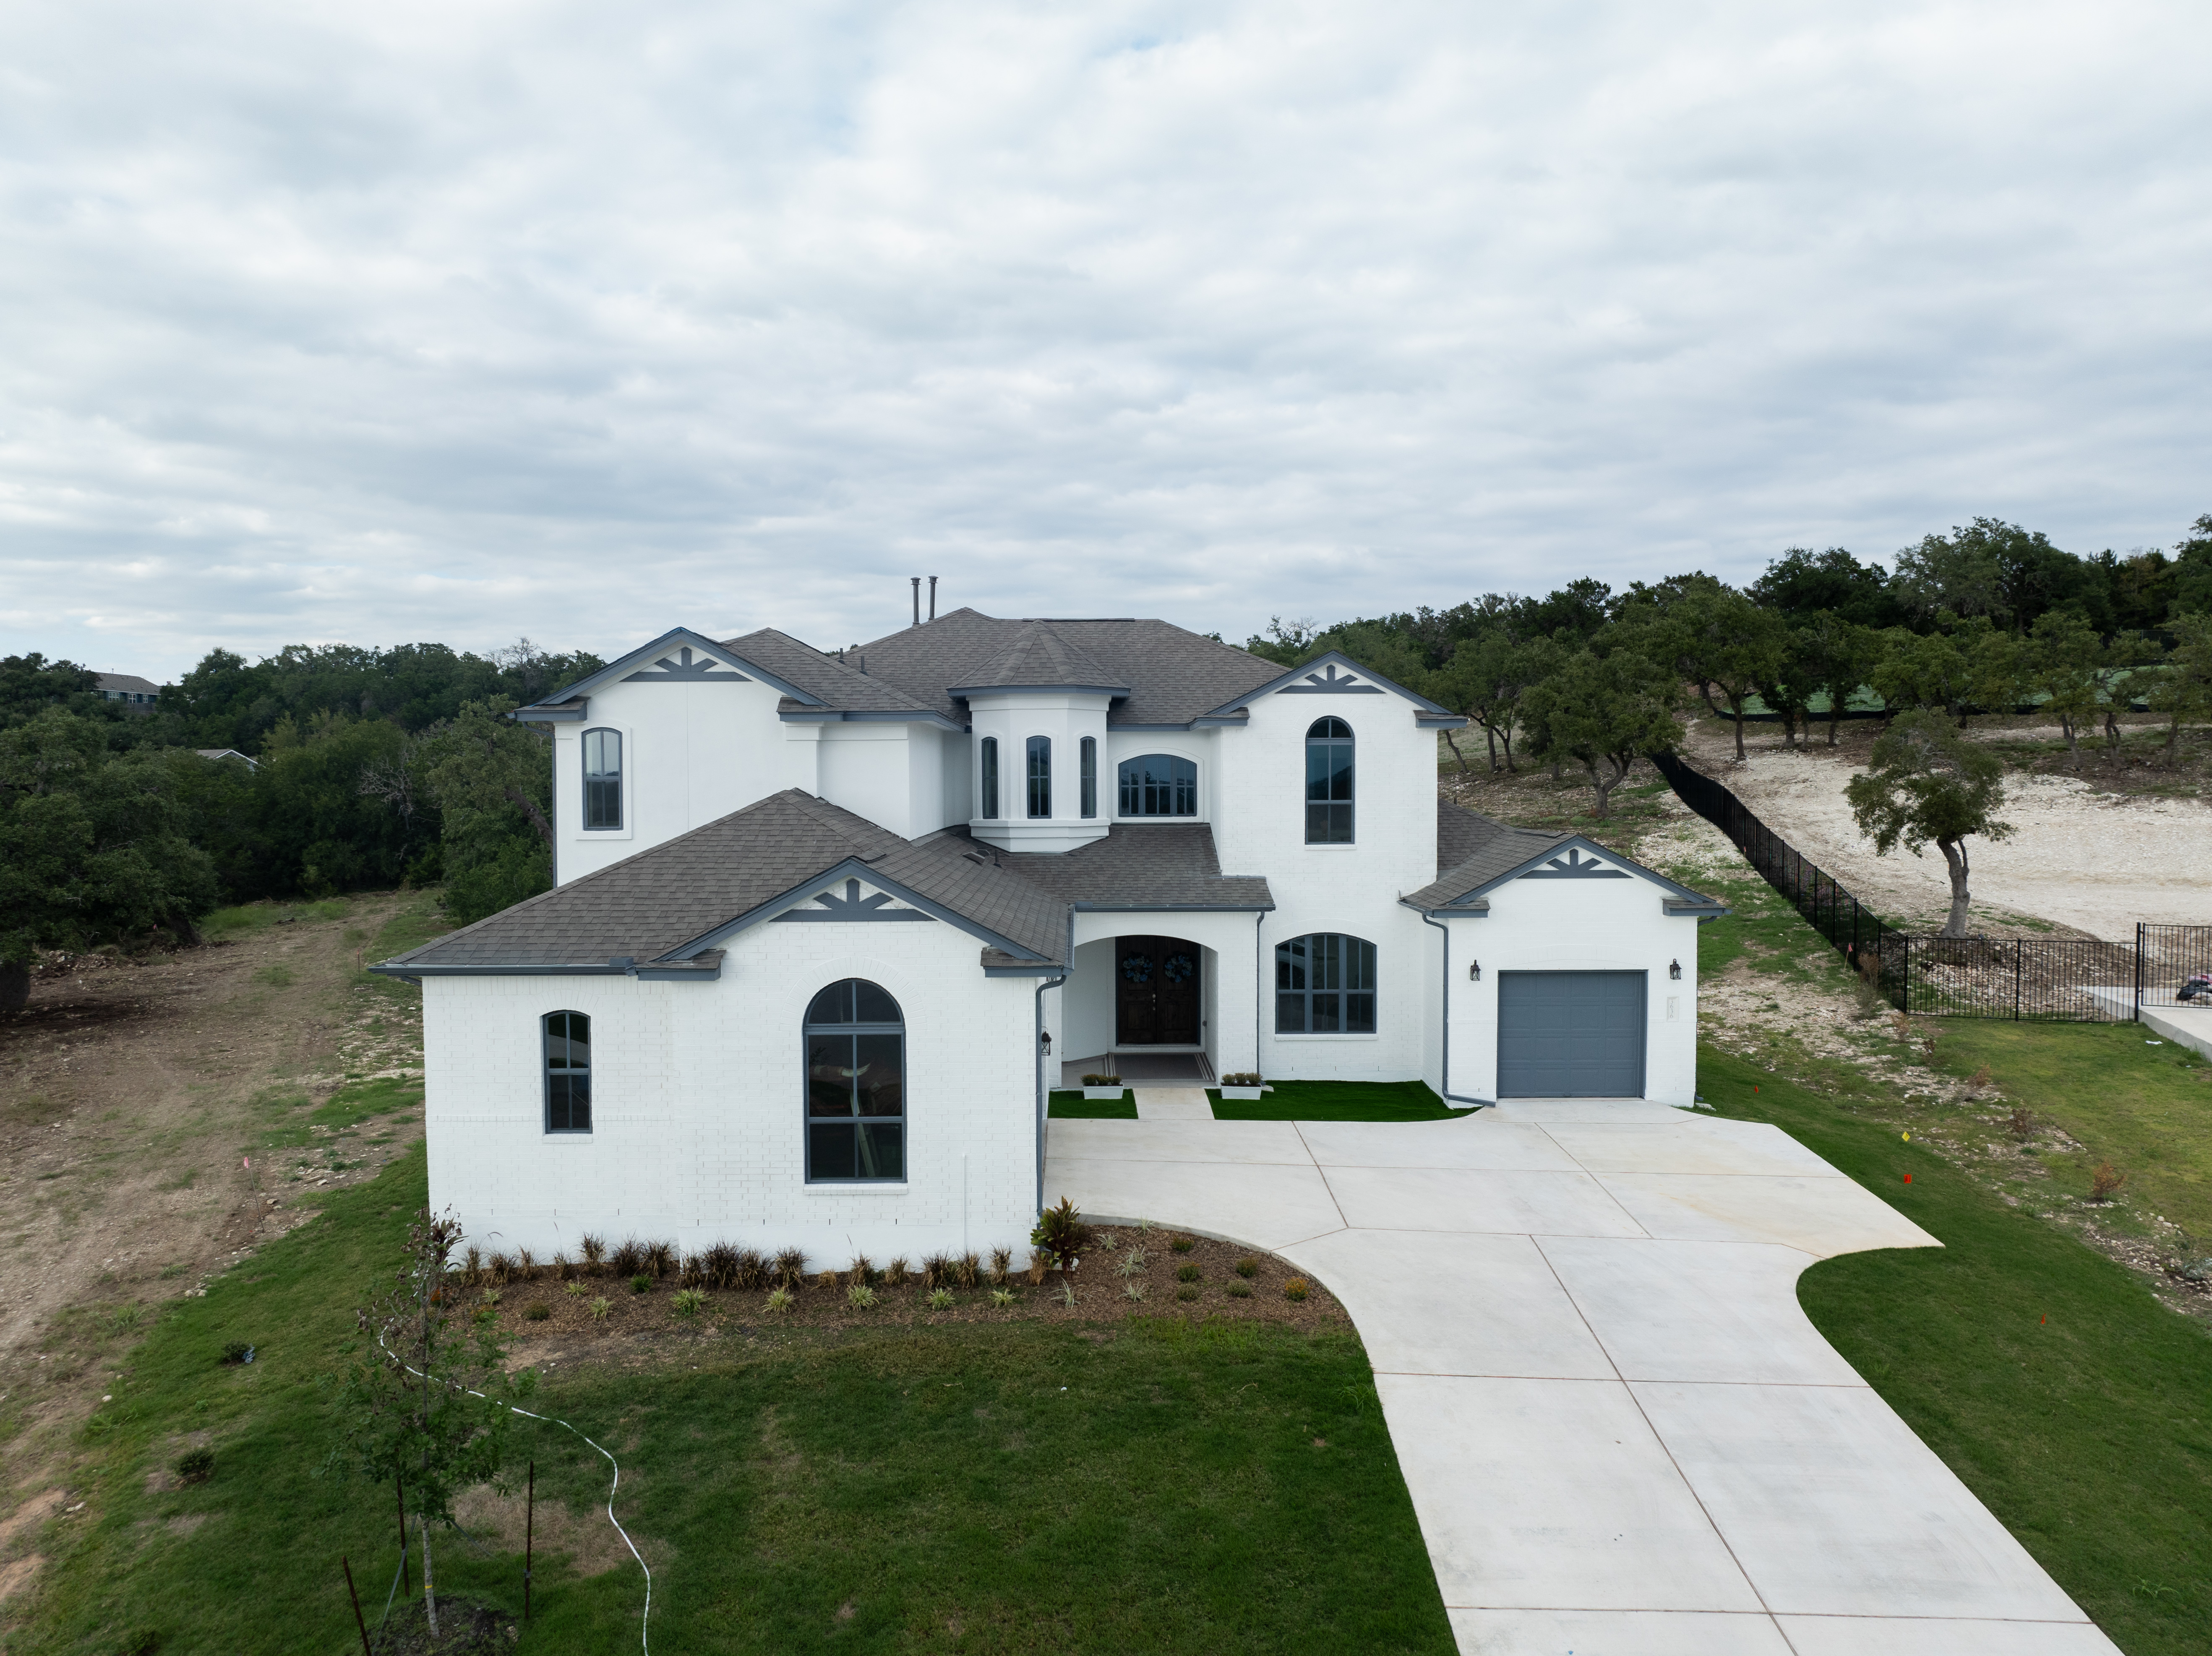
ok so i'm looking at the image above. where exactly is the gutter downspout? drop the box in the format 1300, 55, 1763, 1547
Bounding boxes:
1419, 909, 1493, 1109
1034, 905, 1073, 1215
1254, 909, 1265, 1078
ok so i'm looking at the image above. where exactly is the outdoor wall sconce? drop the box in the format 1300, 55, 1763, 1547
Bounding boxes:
1041, 1029, 1053, 1055
1469, 960, 1481, 982
1669, 959, 1682, 980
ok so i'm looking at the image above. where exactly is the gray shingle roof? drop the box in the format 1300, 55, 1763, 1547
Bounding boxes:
720, 627, 936, 716
995, 824, 1273, 911
947, 620, 1127, 694
1404, 802, 1569, 910
852, 608, 1282, 726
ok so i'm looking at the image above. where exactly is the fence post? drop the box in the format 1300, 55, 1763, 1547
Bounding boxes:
2136, 922, 2144, 1023
2014, 940, 2022, 1021
1902, 935, 1909, 1014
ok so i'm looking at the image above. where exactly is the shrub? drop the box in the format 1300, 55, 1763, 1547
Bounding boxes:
884, 1256, 912, 1288
927, 1288, 955, 1311
1169, 1236, 1194, 1255
588, 1296, 611, 1321
991, 1287, 1017, 1309
552, 1251, 574, 1281
1283, 1278, 1310, 1302
847, 1253, 874, 1288
989, 1247, 1012, 1286
1123, 1282, 1146, 1302
629, 1273, 653, 1296
678, 1251, 707, 1290
922, 1253, 952, 1289
526, 1303, 551, 1321
672, 1288, 706, 1319
1117, 1250, 1148, 1277
479, 1288, 501, 1306
772, 1248, 806, 1289
1080, 1073, 1121, 1086
1175, 1285, 1198, 1303
609, 1238, 645, 1279
512, 1246, 537, 1281
815, 1268, 840, 1292
1234, 1257, 1259, 1278
219, 1341, 252, 1366
1029, 1198, 1092, 1268
698, 1242, 738, 1289
645, 1240, 675, 1278
1226, 1281, 1252, 1299
1220, 1072, 1262, 1087
1057, 1281, 1077, 1308
956, 1252, 981, 1289
565, 1280, 587, 1298
765, 1286, 793, 1312
2091, 1162, 2129, 1202
847, 1283, 878, 1309
485, 1252, 513, 1287
1027, 1253, 1049, 1286
736, 1248, 769, 1291
1962, 1065, 1993, 1100
580, 1234, 607, 1272
461, 1246, 484, 1286
175, 1447, 215, 1484
1176, 1263, 1200, 1284
2008, 1106, 2036, 1142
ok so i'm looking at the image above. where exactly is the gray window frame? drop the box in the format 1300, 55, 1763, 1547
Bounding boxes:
980, 737, 999, 819
1079, 736, 1097, 818
1117, 753, 1198, 817
1026, 735, 1052, 818
1274, 933, 1377, 1034
543, 1009, 592, 1133
582, 727, 623, 831
1304, 718, 1354, 844
803, 978, 907, 1183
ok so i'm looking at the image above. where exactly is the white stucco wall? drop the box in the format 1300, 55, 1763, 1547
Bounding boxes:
420, 889, 1044, 1263
968, 692, 1113, 851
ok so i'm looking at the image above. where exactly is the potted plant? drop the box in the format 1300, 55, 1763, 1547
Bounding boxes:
1080, 1072, 1126, 1101
1218, 1072, 1267, 1101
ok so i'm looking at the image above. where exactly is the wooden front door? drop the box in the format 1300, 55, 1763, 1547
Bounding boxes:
1115, 936, 1202, 1046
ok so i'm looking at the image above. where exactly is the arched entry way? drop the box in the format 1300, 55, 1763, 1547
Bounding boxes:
1114, 935, 1202, 1046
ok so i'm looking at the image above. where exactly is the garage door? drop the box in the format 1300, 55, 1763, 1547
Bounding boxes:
1497, 971, 1647, 1098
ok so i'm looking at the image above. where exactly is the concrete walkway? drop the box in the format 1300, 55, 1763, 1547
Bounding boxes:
1046, 1100, 2121, 1656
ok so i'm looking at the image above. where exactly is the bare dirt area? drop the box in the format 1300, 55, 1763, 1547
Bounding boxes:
0, 893, 436, 1601
1675, 716, 2212, 940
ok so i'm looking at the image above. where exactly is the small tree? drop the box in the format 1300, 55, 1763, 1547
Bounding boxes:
1844, 711, 2013, 937
340, 1210, 533, 1640
1792, 612, 1885, 746
1521, 650, 1683, 818
2146, 612, 2212, 768
1641, 585, 1787, 760
2023, 609, 2104, 769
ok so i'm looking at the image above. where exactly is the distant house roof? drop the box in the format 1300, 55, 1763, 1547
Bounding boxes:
195, 748, 261, 771
97, 673, 159, 695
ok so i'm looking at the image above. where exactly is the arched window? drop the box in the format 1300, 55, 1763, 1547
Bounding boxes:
1026, 735, 1052, 818
1079, 736, 1098, 818
1118, 754, 1197, 817
1275, 934, 1377, 1033
544, 1011, 592, 1132
979, 737, 999, 819
1304, 718, 1353, 843
804, 979, 905, 1181
582, 729, 623, 830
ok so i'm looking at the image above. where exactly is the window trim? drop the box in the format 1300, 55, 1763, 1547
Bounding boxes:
543, 1009, 593, 1134
581, 726, 624, 832
1116, 752, 1199, 818
802, 978, 908, 1185
1273, 932, 1378, 1035
1026, 734, 1052, 819
1079, 736, 1097, 819
1304, 718, 1354, 844
979, 737, 999, 820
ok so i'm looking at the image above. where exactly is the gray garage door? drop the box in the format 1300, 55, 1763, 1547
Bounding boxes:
1497, 971, 1647, 1098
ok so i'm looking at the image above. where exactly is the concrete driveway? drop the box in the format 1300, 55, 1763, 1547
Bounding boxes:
1047, 1094, 2121, 1656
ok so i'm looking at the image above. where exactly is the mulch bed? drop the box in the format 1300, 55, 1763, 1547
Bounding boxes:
479, 1228, 1347, 1356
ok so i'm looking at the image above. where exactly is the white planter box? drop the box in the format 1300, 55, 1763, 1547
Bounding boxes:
1218, 1086, 1265, 1101
1082, 1086, 1127, 1101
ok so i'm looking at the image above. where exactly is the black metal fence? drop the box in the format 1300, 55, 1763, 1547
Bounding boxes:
1649, 750, 2196, 1023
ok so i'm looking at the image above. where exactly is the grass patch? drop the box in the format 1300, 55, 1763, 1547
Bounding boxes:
363, 890, 451, 966
1209, 1080, 1471, 1122
1919, 1021, 2212, 1237
19, 1153, 1451, 1654
1048, 1090, 1139, 1119
1701, 1044, 2212, 1656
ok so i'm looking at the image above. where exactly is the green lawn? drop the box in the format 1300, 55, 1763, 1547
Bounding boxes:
1046, 1089, 1137, 1119
1209, 1080, 1471, 1122
1920, 1020, 2212, 1239
1700, 1044, 2212, 1656
21, 1147, 1451, 1655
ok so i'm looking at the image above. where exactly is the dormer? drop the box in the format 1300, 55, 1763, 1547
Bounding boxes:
952, 622, 1127, 853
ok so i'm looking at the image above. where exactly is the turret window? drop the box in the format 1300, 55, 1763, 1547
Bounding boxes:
1026, 736, 1052, 818
980, 737, 999, 819
1080, 736, 1098, 818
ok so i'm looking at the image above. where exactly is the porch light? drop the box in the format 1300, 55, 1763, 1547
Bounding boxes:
1041, 1029, 1053, 1055
1669, 959, 1682, 980
1468, 960, 1481, 982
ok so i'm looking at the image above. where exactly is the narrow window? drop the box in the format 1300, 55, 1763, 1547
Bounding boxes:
1080, 736, 1097, 818
544, 1011, 592, 1132
1026, 735, 1052, 818
1274, 934, 1377, 1033
1304, 718, 1354, 843
582, 728, 623, 830
804, 979, 905, 1181
1116, 754, 1198, 817
979, 737, 999, 819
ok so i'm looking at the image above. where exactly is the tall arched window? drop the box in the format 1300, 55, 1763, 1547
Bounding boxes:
805, 979, 905, 1181
1275, 934, 1377, 1033
1026, 735, 1052, 818
582, 729, 623, 830
1304, 718, 1353, 843
1079, 736, 1098, 818
1118, 754, 1197, 816
979, 737, 999, 819
544, 1010, 592, 1132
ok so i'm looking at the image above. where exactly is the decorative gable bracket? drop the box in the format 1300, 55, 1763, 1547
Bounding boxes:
1519, 848, 1632, 880
772, 877, 934, 923
1276, 663, 1384, 695
621, 646, 750, 683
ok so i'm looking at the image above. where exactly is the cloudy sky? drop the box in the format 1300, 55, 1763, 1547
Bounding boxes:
4, 0, 2207, 679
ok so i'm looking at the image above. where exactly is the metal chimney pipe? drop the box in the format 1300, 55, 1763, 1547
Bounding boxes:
928, 576, 938, 621
911, 576, 921, 627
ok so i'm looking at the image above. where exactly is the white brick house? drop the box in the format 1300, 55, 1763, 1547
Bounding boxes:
374, 609, 1722, 1261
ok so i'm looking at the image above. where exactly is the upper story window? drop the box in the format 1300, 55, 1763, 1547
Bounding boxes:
1080, 737, 1097, 818
544, 1010, 592, 1131
1275, 934, 1377, 1034
1304, 718, 1354, 843
1119, 754, 1197, 817
1026, 735, 1052, 818
805, 979, 905, 1181
582, 728, 623, 830
979, 737, 1000, 819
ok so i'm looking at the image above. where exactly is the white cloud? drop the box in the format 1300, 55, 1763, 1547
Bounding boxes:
1, 0, 2207, 677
